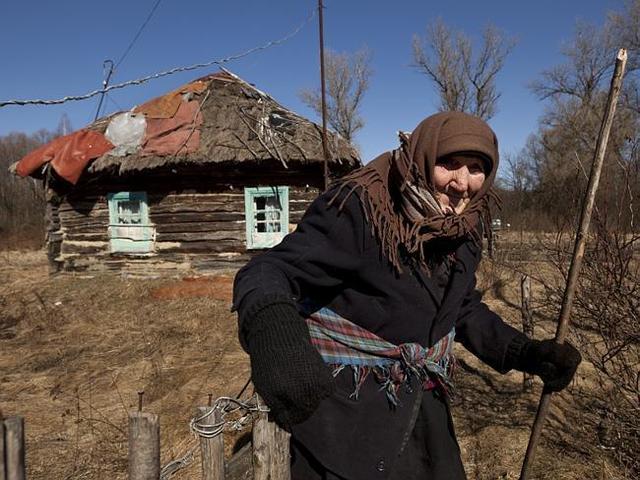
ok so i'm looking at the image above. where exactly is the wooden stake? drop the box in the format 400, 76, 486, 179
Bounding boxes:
252, 398, 290, 480
4, 417, 25, 480
521, 275, 534, 392
197, 406, 225, 480
128, 411, 160, 480
519, 48, 628, 480
0, 411, 6, 480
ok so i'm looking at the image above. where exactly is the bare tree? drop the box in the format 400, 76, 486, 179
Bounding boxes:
299, 48, 372, 145
530, 22, 615, 104
0, 131, 51, 249
412, 19, 516, 120
525, 5, 640, 472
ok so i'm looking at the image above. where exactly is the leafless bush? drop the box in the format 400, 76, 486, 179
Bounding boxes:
541, 222, 639, 475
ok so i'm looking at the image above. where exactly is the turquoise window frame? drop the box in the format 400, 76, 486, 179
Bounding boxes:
107, 191, 154, 253
244, 186, 289, 249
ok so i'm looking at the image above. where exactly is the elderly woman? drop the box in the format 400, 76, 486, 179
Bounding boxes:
233, 112, 580, 480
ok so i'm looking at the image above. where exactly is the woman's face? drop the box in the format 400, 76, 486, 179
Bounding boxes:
433, 154, 487, 214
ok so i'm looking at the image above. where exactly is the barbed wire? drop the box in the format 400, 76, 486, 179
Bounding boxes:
0, 8, 316, 109
190, 395, 269, 439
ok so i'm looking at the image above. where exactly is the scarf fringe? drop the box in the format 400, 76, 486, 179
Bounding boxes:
330, 353, 456, 406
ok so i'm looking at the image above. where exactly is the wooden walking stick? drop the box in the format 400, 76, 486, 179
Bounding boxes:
519, 48, 628, 480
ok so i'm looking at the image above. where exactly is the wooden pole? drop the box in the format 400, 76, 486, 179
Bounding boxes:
318, 0, 330, 191
520, 275, 534, 392
519, 48, 628, 480
0, 411, 6, 480
252, 399, 291, 480
128, 411, 160, 480
197, 406, 225, 480
4, 417, 25, 480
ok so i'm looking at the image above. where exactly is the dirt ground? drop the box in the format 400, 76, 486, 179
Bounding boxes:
0, 249, 627, 479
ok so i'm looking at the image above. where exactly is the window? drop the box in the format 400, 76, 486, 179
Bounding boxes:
107, 191, 154, 253
244, 186, 289, 249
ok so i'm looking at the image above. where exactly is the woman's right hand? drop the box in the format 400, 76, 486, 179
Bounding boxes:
244, 300, 336, 428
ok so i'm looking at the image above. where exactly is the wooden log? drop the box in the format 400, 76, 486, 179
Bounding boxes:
4, 416, 25, 480
151, 193, 245, 204
156, 231, 245, 243
128, 411, 160, 480
149, 202, 245, 214
521, 275, 534, 392
64, 233, 109, 242
154, 221, 243, 234
150, 212, 246, 224
252, 401, 291, 480
197, 406, 225, 480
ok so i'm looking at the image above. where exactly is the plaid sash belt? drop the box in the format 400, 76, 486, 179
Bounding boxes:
304, 306, 456, 405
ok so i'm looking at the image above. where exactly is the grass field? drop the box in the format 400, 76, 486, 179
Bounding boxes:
0, 249, 629, 479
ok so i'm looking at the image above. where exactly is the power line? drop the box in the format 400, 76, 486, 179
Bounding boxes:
115, 0, 163, 70
0, 8, 316, 109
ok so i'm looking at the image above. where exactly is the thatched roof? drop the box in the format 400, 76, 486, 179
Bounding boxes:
88, 70, 361, 174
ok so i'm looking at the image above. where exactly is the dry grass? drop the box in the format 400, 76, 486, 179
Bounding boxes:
0, 250, 249, 479
0, 249, 631, 479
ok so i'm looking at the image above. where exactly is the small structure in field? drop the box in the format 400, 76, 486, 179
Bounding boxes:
11, 70, 360, 276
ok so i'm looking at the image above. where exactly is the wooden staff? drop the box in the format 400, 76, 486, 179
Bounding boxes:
519, 48, 628, 480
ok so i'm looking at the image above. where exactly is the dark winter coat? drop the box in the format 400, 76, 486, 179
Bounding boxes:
233, 189, 524, 480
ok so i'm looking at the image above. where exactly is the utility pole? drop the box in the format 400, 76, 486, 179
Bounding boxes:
94, 59, 114, 121
318, 0, 330, 190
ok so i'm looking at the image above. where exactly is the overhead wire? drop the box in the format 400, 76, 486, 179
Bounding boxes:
0, 7, 316, 109
115, 0, 163, 70
94, 0, 161, 121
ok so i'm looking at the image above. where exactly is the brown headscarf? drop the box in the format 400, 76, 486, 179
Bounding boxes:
330, 111, 500, 272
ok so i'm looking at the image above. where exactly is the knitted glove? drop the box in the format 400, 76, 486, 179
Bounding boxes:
510, 336, 582, 392
242, 298, 336, 428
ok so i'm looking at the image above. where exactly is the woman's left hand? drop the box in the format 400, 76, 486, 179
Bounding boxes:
519, 339, 582, 392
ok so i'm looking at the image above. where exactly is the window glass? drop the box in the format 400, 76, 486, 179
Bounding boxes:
244, 187, 289, 249
107, 192, 153, 253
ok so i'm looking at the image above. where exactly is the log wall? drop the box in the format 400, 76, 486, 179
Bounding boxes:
49, 167, 322, 277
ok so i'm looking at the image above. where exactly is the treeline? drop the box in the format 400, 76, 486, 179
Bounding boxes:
496, 2, 640, 233
0, 130, 57, 249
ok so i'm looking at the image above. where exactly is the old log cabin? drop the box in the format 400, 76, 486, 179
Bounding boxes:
12, 70, 360, 276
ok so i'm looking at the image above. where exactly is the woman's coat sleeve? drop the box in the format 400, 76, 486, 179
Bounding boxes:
233, 191, 369, 332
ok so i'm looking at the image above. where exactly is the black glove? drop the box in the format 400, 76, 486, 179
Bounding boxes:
515, 337, 582, 392
241, 297, 336, 428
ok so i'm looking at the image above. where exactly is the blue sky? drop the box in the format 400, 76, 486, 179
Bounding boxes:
0, 0, 625, 172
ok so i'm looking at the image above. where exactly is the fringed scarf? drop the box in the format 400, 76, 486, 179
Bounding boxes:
329, 111, 501, 273
304, 305, 456, 405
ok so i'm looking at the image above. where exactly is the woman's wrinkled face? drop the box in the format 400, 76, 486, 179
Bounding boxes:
433, 154, 487, 214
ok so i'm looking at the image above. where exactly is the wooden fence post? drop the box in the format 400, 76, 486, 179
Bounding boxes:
4, 416, 26, 480
252, 398, 290, 480
521, 275, 534, 392
197, 406, 225, 480
0, 412, 5, 480
128, 412, 160, 480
